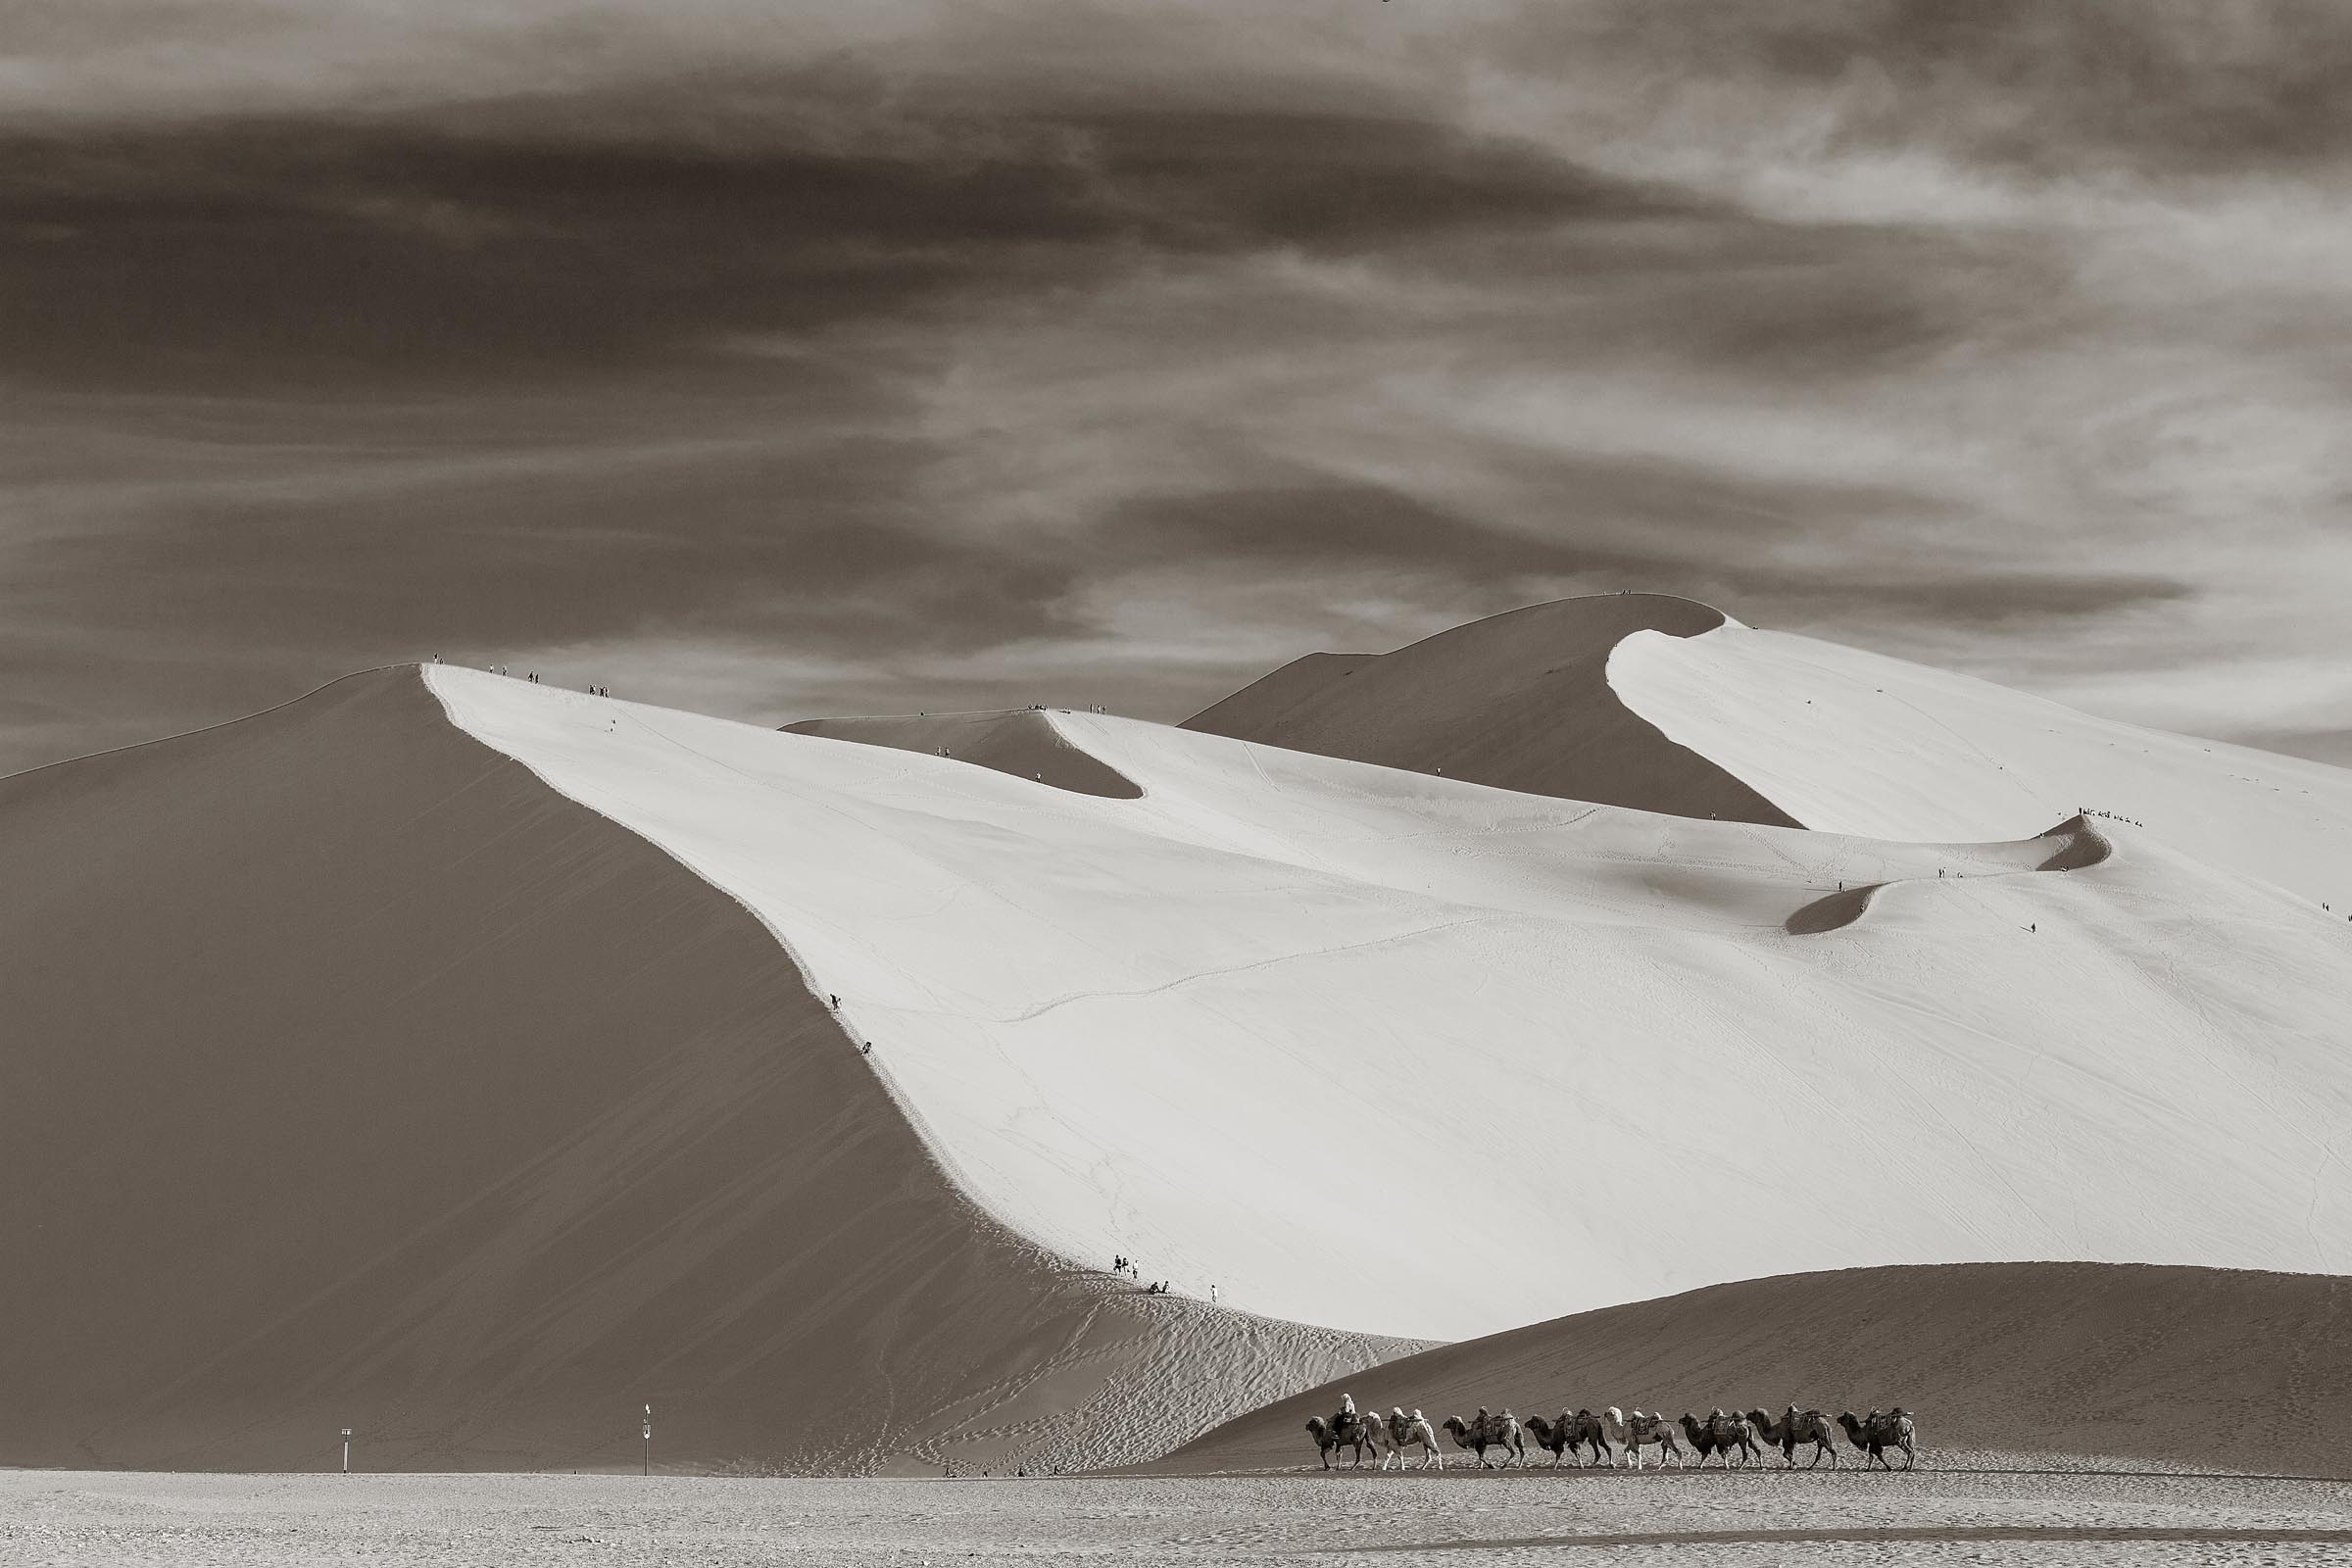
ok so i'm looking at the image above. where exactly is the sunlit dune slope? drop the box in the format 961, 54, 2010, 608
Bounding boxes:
430, 666, 2352, 1345
1154, 1262, 2352, 1476
785, 710, 1141, 798
1181, 594, 1796, 824
0, 670, 1401, 1473
1611, 621, 2352, 906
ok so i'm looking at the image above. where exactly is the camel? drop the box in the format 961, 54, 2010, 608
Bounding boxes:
1304, 1406, 1379, 1469
1441, 1409, 1527, 1468
1380, 1408, 1443, 1471
1525, 1409, 1611, 1467
1602, 1406, 1685, 1469
1678, 1409, 1763, 1469
1837, 1408, 1919, 1470
1745, 1407, 1839, 1469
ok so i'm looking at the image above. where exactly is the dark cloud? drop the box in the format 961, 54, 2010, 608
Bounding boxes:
1070, 109, 1688, 253
0, 83, 1680, 394
1710, 570, 2193, 632
0, 4, 2341, 774
0, 111, 1115, 391
4, 425, 1083, 664
1111, 454, 1958, 576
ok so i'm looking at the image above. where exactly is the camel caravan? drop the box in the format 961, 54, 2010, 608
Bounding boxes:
1304, 1396, 1918, 1472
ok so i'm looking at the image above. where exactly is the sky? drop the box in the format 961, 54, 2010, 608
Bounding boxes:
7, 0, 2352, 774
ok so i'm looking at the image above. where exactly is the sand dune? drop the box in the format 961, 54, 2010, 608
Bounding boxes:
1182, 595, 1796, 823
0, 670, 1400, 1472
784, 710, 1140, 798
1612, 619, 2352, 906
14, 606, 2352, 1474
1157, 1261, 2352, 1475
429, 664, 2352, 1344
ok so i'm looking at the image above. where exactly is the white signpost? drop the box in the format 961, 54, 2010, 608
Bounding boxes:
642, 1404, 653, 1477
341, 1429, 352, 1475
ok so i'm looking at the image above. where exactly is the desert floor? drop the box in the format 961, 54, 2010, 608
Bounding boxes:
4, 1466, 2350, 1566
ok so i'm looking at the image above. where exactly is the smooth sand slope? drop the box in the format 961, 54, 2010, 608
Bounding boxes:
0, 670, 1401, 1473
1160, 1262, 2352, 1476
784, 710, 1140, 798
1612, 619, 2352, 907
428, 664, 2352, 1345
1182, 595, 1797, 824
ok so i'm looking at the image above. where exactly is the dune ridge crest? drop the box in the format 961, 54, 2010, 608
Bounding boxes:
1182, 594, 1795, 823
784, 709, 1141, 798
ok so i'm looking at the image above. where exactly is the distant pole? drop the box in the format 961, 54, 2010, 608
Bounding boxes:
642, 1404, 653, 1477
341, 1429, 352, 1475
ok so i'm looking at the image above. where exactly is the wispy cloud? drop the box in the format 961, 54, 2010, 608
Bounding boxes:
5, 0, 2350, 772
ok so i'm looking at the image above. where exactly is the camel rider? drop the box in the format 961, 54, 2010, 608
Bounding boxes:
1337, 1393, 1357, 1430
1475, 1405, 1490, 1436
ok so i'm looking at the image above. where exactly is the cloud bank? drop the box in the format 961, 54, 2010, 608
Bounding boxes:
6, 0, 2350, 771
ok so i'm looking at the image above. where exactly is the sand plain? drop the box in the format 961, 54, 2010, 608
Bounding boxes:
4, 1467, 2349, 1566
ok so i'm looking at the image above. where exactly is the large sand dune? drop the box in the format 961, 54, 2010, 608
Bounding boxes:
0, 671, 1400, 1472
1182, 595, 1796, 823
425, 662, 2352, 1345
1158, 1261, 2352, 1475
12, 597, 2352, 1473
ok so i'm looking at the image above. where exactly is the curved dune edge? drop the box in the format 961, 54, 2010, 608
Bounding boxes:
1145, 1262, 2352, 1478
1607, 621, 2352, 908
1182, 594, 1796, 824
424, 664, 2352, 1341
0, 667, 1410, 1473
1785, 818, 2113, 935
784, 710, 1143, 800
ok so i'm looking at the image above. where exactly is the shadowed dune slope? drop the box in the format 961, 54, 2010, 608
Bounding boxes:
784, 710, 1140, 799
1152, 1263, 2352, 1476
0, 669, 1403, 1473
1182, 596, 1795, 823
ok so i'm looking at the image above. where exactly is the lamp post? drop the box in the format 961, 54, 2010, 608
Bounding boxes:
341, 1429, 352, 1475
642, 1404, 652, 1477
